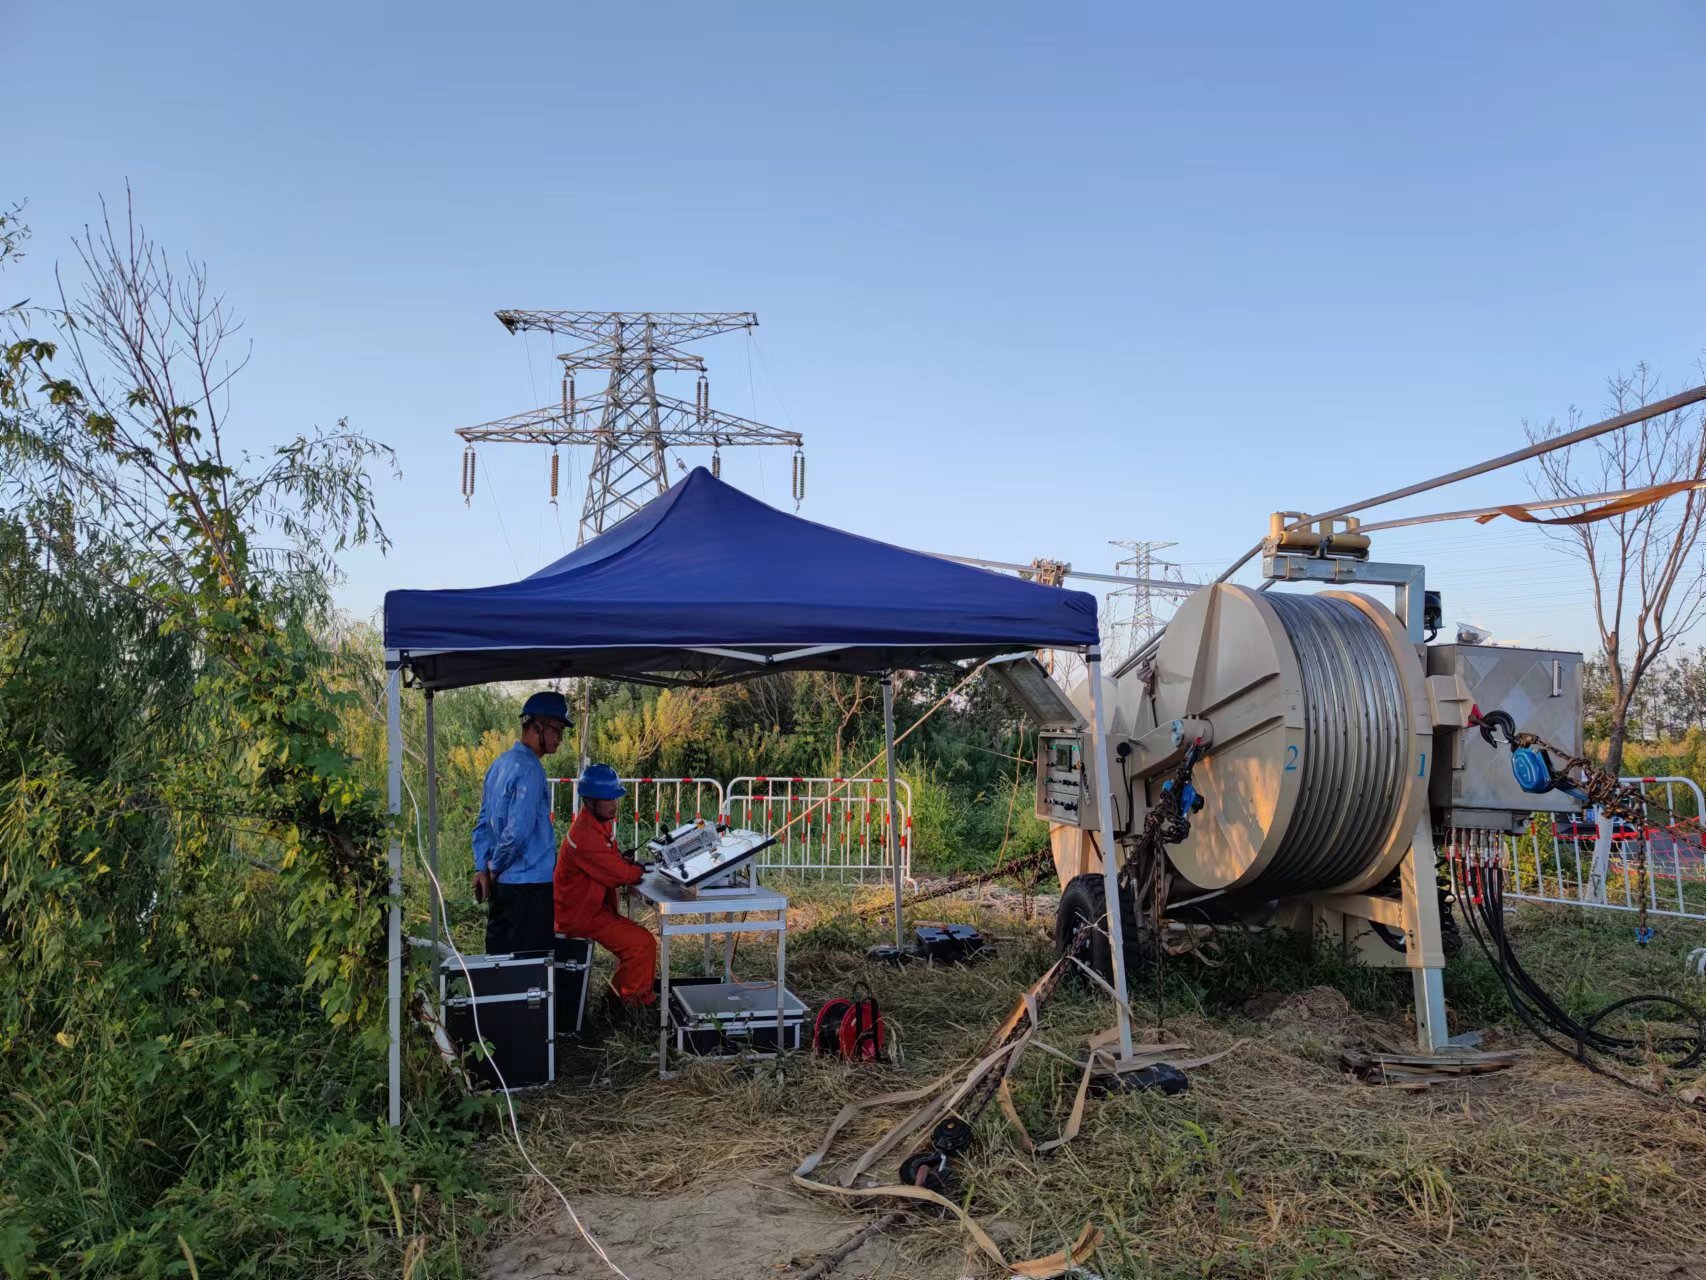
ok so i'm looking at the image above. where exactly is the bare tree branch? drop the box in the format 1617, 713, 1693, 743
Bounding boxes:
1528, 361, 1706, 773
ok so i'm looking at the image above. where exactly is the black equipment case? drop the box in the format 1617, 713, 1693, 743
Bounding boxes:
913, 923, 990, 963
552, 934, 591, 1039
441, 953, 554, 1090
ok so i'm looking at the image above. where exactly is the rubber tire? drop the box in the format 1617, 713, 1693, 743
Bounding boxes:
1056, 873, 1152, 981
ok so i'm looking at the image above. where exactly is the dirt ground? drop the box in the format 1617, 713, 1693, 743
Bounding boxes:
485, 1173, 964, 1280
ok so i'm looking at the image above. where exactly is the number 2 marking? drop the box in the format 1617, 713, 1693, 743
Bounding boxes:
1284, 745, 1299, 772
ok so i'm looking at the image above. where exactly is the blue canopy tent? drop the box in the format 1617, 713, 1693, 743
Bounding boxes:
384, 466, 1100, 688
379, 469, 1132, 1122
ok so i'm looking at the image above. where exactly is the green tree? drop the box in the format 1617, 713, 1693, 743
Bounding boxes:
1, 196, 479, 1277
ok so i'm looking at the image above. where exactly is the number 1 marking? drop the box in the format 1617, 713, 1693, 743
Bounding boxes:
1418, 752, 1427, 777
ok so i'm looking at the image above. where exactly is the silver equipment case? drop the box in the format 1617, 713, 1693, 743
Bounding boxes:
670, 980, 808, 1056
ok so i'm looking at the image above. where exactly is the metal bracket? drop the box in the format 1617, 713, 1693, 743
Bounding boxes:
1261, 555, 1428, 645
1129, 716, 1214, 777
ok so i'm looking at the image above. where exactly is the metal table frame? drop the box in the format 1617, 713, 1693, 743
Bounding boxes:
633, 873, 789, 1078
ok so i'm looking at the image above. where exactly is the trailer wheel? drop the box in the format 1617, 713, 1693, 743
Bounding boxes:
1056, 873, 1153, 981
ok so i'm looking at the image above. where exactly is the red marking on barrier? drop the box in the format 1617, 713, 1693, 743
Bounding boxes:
681, 777, 694, 784
757, 775, 768, 782
640, 776, 655, 784
1643, 777, 1659, 783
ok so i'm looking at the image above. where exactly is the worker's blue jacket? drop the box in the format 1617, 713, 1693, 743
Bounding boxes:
471, 741, 557, 883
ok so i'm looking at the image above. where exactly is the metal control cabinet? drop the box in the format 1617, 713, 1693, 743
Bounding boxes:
1427, 643, 1583, 828
1036, 731, 1087, 827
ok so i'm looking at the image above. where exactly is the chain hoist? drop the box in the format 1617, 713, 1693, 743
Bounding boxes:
1473, 707, 1668, 945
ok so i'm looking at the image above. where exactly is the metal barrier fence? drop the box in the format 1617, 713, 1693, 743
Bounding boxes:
547, 776, 726, 851
1492, 775, 1706, 922
725, 775, 913, 883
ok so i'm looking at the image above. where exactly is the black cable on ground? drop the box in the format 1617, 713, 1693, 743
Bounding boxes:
1449, 849, 1706, 1093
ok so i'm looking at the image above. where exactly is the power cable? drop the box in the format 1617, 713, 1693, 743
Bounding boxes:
1450, 845, 1705, 1092
400, 775, 633, 1280
480, 465, 523, 575
1206, 384, 1706, 596
1448, 714, 1706, 1090
1310, 386, 1706, 530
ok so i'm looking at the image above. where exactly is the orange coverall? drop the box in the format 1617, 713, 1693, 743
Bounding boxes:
553, 808, 657, 1006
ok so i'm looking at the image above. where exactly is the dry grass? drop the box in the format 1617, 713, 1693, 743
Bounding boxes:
483, 886, 1706, 1279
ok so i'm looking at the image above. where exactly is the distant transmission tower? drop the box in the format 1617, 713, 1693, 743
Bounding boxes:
456, 311, 805, 544
1108, 540, 1182, 660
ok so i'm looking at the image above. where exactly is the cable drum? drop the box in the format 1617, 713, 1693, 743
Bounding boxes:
1262, 593, 1408, 895
1137, 583, 1427, 897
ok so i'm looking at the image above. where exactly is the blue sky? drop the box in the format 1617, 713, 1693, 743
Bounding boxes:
9, 1, 1706, 656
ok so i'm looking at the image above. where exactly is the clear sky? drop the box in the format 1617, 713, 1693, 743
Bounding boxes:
9, 1, 1706, 657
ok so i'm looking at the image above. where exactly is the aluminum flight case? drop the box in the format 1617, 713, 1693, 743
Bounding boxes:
441, 953, 554, 1090
669, 980, 808, 1057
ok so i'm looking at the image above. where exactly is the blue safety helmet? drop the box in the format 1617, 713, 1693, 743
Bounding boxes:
578, 763, 627, 800
520, 690, 571, 724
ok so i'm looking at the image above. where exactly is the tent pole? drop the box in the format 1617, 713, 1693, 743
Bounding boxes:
578, 679, 593, 771
425, 690, 439, 961
883, 674, 903, 952
1087, 648, 1134, 1060
386, 667, 403, 1127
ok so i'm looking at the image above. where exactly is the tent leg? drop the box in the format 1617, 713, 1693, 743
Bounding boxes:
884, 675, 903, 952
386, 667, 403, 1128
579, 679, 593, 771
426, 690, 439, 961
1088, 650, 1134, 1060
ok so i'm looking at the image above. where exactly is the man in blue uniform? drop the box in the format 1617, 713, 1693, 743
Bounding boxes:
471, 690, 571, 954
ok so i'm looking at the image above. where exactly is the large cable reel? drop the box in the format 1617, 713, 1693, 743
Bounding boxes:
1126, 583, 1432, 898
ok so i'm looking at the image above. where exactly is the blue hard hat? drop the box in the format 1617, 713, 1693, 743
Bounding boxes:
578, 763, 627, 800
521, 690, 571, 723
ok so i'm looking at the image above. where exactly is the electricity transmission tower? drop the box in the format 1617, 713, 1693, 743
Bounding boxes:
1107, 540, 1183, 662
456, 311, 805, 544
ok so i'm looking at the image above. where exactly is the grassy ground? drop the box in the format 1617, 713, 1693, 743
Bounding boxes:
472, 884, 1706, 1280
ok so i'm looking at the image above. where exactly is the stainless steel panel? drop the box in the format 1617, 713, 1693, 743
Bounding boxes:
1427, 644, 1583, 818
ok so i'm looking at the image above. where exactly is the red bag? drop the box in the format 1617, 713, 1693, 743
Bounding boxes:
812, 993, 885, 1061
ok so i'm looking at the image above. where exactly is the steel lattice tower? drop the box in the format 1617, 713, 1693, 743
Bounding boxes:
456, 311, 805, 544
1108, 540, 1183, 661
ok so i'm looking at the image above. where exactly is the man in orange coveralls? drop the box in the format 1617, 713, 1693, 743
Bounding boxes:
554, 763, 657, 1015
